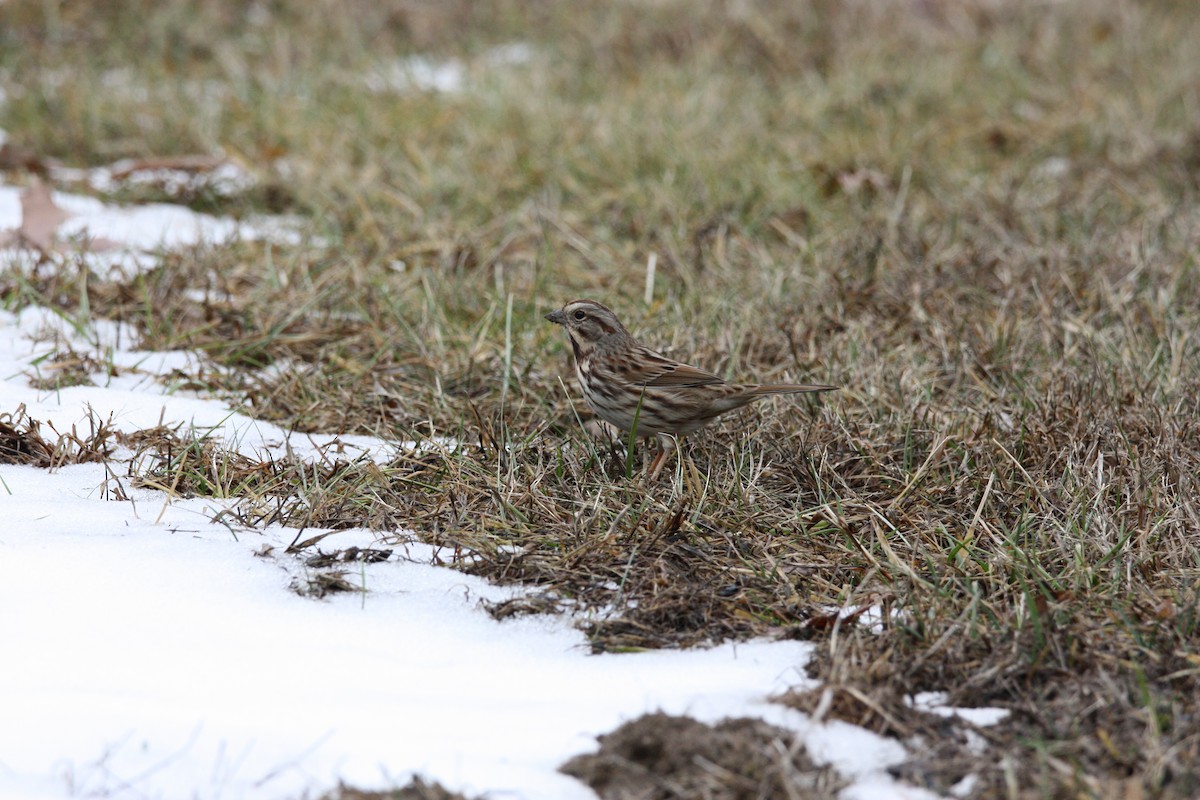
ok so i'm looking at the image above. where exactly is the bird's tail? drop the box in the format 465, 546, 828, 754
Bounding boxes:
749, 383, 839, 396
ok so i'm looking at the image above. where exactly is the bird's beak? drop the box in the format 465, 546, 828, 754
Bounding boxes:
544, 309, 566, 325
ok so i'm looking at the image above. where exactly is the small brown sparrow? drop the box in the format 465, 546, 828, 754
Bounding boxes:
545, 299, 837, 477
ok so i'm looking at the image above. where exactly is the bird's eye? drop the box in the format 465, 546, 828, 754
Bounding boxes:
573, 310, 586, 321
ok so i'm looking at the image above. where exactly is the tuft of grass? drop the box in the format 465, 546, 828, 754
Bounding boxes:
0, 405, 117, 469
562, 712, 840, 799
320, 777, 479, 800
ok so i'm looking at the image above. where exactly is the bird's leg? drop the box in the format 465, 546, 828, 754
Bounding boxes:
647, 434, 679, 479
647, 447, 665, 478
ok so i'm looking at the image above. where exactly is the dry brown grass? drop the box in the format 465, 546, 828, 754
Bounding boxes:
321, 777, 477, 800
0, 404, 116, 468
562, 713, 841, 799
3, 0, 1200, 797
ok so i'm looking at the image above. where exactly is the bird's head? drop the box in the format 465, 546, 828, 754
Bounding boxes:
544, 299, 629, 354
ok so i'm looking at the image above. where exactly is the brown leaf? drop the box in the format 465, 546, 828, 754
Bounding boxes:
18, 178, 71, 253
836, 168, 889, 195
110, 154, 226, 179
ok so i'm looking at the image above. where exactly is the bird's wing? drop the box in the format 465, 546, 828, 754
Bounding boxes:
626, 347, 726, 388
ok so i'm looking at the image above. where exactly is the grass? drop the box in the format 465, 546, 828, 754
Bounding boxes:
3, 0, 1200, 796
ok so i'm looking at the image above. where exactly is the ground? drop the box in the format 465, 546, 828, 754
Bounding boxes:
1, 0, 1199, 797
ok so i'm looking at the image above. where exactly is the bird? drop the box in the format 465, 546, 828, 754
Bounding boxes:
544, 299, 837, 478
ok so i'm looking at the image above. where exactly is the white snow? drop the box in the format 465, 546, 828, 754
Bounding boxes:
909, 691, 1010, 727
0, 181, 975, 798
0, 464, 815, 799
53, 159, 257, 199
0, 306, 399, 466
0, 181, 301, 274
364, 44, 534, 94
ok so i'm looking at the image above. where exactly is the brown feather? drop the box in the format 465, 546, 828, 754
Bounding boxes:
634, 350, 726, 388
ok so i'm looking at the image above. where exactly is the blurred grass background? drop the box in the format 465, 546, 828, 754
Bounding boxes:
2, 1, 1199, 797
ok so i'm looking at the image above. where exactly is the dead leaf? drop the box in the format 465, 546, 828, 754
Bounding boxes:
818, 165, 890, 198
836, 168, 889, 195
0, 178, 123, 254
18, 178, 71, 253
110, 154, 227, 179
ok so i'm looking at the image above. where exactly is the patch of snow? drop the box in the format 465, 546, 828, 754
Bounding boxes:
0, 179, 301, 266
53, 190, 238, 250
910, 691, 1010, 726
742, 704, 939, 800
1032, 156, 1071, 179
0, 461, 816, 800
850, 603, 905, 633
99, 66, 150, 101
0, 307, 410, 466
814, 601, 907, 635
840, 774, 944, 800
801, 715, 908, 779
365, 42, 534, 94
951, 773, 980, 797
366, 56, 463, 93
484, 42, 535, 67
963, 728, 990, 756
53, 159, 257, 198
